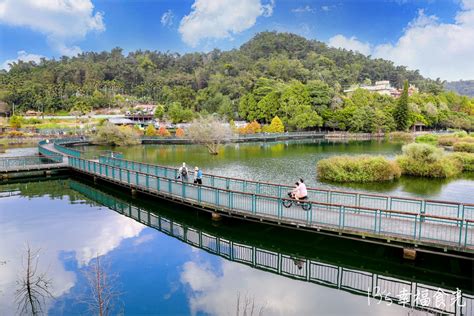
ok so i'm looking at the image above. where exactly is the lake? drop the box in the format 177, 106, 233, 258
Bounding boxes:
1, 139, 473, 315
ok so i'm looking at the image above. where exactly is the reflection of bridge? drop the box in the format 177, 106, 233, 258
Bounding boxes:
35, 138, 474, 254
69, 180, 473, 316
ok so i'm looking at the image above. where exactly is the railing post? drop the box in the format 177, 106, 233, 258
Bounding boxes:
127, 170, 130, 184
135, 172, 139, 186
252, 194, 256, 214
146, 174, 150, 189
182, 180, 186, 199
338, 205, 344, 228
198, 185, 202, 203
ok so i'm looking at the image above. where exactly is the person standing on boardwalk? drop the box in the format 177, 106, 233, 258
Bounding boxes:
194, 166, 203, 185
178, 162, 189, 182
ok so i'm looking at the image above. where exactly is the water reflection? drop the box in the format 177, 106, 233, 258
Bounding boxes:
1, 178, 472, 315
70, 179, 473, 315
0, 179, 144, 314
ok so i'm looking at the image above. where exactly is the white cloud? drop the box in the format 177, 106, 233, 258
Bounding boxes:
372, 2, 474, 81
161, 9, 174, 27
0, 0, 105, 56
291, 5, 315, 14
180, 259, 412, 316
179, 0, 275, 47
327, 35, 372, 55
0, 195, 144, 314
328, 1, 474, 80
1, 50, 45, 70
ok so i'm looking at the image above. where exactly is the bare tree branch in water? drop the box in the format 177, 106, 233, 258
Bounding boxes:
83, 254, 122, 316
15, 244, 54, 315
235, 292, 265, 316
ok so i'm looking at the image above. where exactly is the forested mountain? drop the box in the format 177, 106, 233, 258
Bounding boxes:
1, 32, 472, 131
445, 80, 474, 97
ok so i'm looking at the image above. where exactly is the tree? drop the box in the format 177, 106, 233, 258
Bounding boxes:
157, 126, 171, 137
15, 244, 54, 315
145, 124, 157, 136
395, 80, 410, 130
256, 91, 280, 123
239, 121, 262, 134
266, 116, 285, 133
91, 123, 140, 146
186, 115, 233, 154
167, 102, 194, 123
280, 81, 323, 130
154, 104, 165, 119
9, 115, 23, 129
238, 93, 258, 121
175, 127, 185, 137
83, 254, 122, 316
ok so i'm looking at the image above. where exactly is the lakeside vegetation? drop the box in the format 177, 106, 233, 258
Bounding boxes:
317, 141, 474, 182
1, 32, 473, 132
317, 156, 401, 182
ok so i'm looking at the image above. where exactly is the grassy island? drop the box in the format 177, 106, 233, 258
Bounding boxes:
317, 156, 401, 183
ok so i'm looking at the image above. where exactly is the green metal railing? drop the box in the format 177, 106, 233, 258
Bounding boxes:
1, 155, 63, 170
140, 131, 326, 143
70, 156, 474, 250
70, 179, 473, 316
49, 138, 123, 159
98, 156, 474, 221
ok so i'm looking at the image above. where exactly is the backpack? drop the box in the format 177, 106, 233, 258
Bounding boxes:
181, 167, 188, 176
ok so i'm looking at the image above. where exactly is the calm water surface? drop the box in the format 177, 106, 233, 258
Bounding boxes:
86, 140, 474, 203
1, 140, 473, 315
1, 178, 470, 315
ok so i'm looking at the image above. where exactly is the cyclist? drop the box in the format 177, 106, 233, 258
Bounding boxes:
294, 178, 308, 201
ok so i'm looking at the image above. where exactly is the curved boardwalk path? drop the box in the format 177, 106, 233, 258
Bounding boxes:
39, 138, 474, 255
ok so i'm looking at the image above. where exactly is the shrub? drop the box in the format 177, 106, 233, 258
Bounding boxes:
317, 156, 401, 182
453, 142, 474, 153
6, 130, 25, 137
396, 143, 462, 178
438, 136, 457, 146
91, 123, 140, 146
157, 126, 171, 137
453, 131, 468, 138
450, 153, 474, 172
9, 115, 24, 129
145, 124, 157, 136
175, 128, 185, 137
415, 134, 438, 145
238, 121, 261, 134
388, 131, 414, 142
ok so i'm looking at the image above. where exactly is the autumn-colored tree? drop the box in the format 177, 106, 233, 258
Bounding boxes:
145, 124, 157, 136
158, 126, 171, 137
175, 127, 185, 137
238, 120, 262, 134
267, 116, 285, 133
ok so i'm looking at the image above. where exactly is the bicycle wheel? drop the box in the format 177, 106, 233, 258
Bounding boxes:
302, 202, 312, 211
282, 200, 293, 208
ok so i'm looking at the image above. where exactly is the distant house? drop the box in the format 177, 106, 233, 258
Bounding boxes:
0, 101, 11, 117
108, 117, 136, 125
25, 110, 42, 116
134, 104, 156, 115
344, 80, 418, 98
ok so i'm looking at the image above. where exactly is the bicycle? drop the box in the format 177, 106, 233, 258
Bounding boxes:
282, 192, 312, 211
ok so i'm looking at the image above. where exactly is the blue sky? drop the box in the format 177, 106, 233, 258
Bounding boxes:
0, 0, 473, 80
